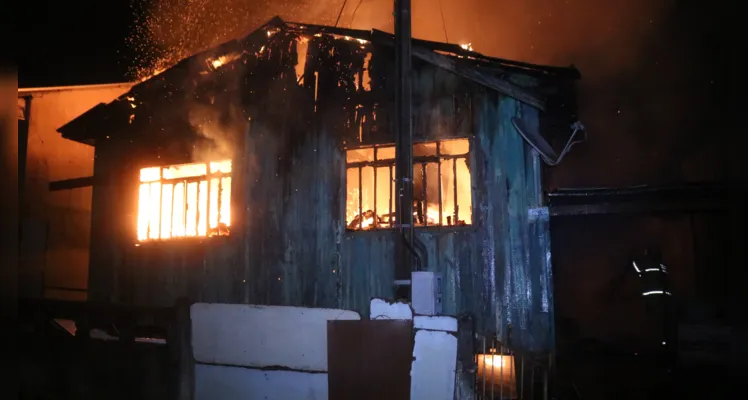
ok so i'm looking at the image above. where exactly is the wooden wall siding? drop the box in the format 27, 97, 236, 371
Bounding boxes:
86, 32, 553, 351
473, 94, 554, 351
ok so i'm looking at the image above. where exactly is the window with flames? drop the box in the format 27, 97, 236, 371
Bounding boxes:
137, 160, 232, 241
345, 138, 472, 230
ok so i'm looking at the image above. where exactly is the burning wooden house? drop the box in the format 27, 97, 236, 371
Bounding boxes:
58, 17, 580, 351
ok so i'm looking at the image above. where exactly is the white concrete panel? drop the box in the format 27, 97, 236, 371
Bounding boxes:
370, 298, 413, 320
191, 303, 360, 371
196, 364, 327, 400
410, 330, 458, 400
414, 315, 458, 332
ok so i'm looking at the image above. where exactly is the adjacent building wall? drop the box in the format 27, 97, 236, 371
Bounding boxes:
18, 83, 134, 300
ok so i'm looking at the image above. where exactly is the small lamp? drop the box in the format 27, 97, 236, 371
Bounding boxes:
476, 348, 517, 398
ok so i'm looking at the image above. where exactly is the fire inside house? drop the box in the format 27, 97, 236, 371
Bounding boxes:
345, 139, 472, 230
137, 160, 232, 240
56, 17, 580, 352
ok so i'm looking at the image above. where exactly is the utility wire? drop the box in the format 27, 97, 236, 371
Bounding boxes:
438, 0, 449, 43
334, 0, 349, 28
349, 0, 366, 28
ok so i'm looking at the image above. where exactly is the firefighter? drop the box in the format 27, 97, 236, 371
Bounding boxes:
632, 247, 675, 394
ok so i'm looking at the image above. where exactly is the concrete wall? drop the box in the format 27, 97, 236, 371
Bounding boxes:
191, 303, 360, 400
191, 301, 459, 400
18, 83, 133, 300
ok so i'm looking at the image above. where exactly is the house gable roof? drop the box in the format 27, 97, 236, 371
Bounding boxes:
58, 16, 580, 145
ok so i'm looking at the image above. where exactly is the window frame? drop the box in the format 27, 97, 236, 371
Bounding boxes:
136, 160, 233, 242
344, 138, 473, 231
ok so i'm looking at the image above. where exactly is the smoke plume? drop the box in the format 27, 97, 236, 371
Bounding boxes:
187, 103, 247, 162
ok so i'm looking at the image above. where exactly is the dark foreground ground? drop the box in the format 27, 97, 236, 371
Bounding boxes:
20, 325, 741, 400
19, 321, 175, 400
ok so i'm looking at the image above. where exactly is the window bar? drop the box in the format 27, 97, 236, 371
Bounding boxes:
183, 180, 188, 237
195, 179, 201, 236
421, 163, 427, 226
436, 143, 442, 227
373, 148, 377, 229
358, 166, 363, 230
170, 182, 176, 237
491, 342, 495, 400
157, 176, 163, 239
499, 342, 504, 400
389, 165, 393, 228
453, 156, 459, 225
205, 163, 211, 236
146, 183, 151, 240
217, 175, 223, 235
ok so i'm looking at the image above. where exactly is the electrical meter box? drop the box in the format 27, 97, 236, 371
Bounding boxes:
411, 271, 442, 315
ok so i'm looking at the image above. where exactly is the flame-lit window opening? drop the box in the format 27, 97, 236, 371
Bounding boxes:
346, 139, 472, 230
137, 160, 232, 241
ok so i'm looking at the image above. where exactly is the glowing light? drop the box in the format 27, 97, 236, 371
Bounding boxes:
642, 290, 671, 296
632, 261, 641, 273
476, 353, 516, 397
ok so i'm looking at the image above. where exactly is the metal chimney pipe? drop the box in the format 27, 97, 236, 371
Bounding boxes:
394, 0, 414, 281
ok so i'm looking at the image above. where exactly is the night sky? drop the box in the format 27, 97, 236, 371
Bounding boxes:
19, 0, 134, 87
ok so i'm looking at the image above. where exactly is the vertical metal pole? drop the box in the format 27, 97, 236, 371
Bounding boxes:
204, 163, 210, 236
421, 164, 427, 226
436, 143, 443, 226
373, 148, 378, 226
394, 0, 414, 281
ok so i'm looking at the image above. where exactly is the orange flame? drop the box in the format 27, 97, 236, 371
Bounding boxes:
460, 43, 473, 51
207, 52, 242, 70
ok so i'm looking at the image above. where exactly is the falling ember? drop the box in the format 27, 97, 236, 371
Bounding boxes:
125, 96, 138, 109
137, 160, 232, 241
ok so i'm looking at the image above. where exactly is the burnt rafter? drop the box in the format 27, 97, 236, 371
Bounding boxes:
411, 46, 546, 110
